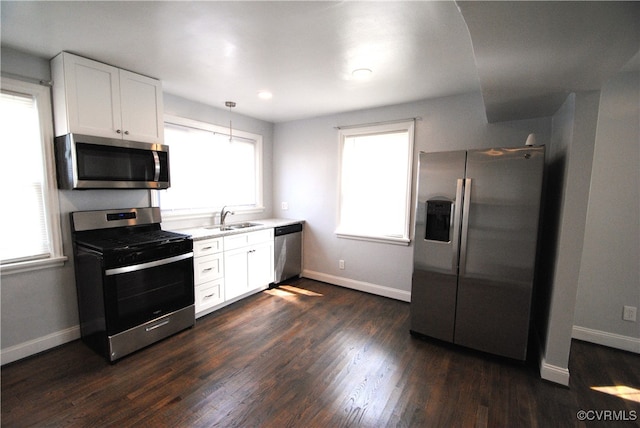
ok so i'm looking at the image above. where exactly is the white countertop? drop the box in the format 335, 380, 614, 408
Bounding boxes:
175, 218, 304, 241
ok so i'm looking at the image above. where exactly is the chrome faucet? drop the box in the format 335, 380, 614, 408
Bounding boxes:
220, 205, 234, 228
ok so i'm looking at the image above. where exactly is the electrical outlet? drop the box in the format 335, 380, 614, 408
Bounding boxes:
281, 202, 289, 210
339, 259, 345, 270
623, 306, 637, 322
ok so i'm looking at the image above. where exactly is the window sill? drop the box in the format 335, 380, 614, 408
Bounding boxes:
335, 230, 410, 246
1, 255, 68, 276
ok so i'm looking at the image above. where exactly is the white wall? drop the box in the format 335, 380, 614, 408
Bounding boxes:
272, 92, 551, 301
538, 70, 640, 385
536, 91, 601, 385
573, 70, 640, 353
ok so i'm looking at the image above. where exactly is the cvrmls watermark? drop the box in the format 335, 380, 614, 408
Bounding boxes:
577, 409, 637, 421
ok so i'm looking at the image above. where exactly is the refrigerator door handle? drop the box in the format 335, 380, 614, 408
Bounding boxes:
459, 178, 472, 276
452, 179, 464, 273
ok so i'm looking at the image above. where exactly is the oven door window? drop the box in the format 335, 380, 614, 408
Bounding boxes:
104, 256, 194, 334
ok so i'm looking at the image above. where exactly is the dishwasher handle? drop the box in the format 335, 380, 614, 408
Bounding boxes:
275, 223, 303, 236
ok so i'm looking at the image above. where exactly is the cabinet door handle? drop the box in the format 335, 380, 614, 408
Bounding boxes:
202, 246, 212, 250
204, 293, 215, 299
202, 267, 213, 272
124, 130, 129, 135
116, 129, 122, 134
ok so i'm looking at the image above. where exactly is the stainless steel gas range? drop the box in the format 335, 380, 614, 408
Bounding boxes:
71, 207, 194, 362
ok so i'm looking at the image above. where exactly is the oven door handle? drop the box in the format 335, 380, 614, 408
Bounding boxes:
105, 252, 193, 276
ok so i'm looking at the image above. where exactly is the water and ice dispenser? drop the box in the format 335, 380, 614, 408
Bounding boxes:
425, 200, 452, 242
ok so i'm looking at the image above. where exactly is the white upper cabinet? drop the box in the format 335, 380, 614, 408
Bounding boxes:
118, 69, 164, 143
51, 52, 164, 143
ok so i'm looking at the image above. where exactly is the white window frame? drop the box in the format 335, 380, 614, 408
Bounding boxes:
154, 115, 264, 221
335, 120, 415, 245
0, 77, 66, 275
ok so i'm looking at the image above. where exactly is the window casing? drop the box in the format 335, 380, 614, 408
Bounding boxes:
336, 120, 415, 245
158, 115, 263, 218
0, 78, 65, 274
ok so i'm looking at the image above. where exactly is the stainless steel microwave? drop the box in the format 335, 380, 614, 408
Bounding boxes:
54, 134, 170, 190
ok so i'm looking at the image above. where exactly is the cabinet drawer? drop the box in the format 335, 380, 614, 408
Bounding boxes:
194, 253, 224, 284
195, 278, 224, 313
194, 237, 223, 257
224, 229, 274, 251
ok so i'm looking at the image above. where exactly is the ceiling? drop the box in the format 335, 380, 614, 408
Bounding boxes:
458, 1, 640, 122
1, 1, 639, 123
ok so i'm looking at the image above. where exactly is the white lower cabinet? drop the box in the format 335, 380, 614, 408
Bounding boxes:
193, 237, 225, 317
192, 228, 274, 318
194, 278, 224, 313
248, 242, 274, 290
224, 247, 249, 300
224, 229, 274, 301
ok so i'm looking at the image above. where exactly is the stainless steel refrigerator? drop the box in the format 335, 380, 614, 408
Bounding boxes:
410, 146, 545, 360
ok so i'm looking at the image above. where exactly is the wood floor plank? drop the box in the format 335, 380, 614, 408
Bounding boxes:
2, 278, 639, 427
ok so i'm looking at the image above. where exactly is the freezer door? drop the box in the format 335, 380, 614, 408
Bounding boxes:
454, 146, 545, 360
410, 150, 467, 342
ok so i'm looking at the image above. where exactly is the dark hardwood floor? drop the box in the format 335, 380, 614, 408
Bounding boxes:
2, 278, 639, 427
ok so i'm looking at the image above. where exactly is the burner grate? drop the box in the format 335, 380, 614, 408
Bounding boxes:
75, 228, 190, 251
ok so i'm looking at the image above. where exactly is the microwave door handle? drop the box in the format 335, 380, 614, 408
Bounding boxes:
152, 151, 161, 182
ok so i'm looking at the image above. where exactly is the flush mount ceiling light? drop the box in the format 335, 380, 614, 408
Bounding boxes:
352, 68, 373, 79
257, 90, 273, 100
225, 101, 236, 142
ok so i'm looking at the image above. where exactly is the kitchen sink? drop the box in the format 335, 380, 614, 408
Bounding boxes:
205, 222, 261, 231
227, 222, 262, 230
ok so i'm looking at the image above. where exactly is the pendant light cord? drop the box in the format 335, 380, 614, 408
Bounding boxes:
225, 101, 236, 142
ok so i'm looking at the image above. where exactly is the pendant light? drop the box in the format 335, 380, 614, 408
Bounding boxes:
225, 101, 236, 142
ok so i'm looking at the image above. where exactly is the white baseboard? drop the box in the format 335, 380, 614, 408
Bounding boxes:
572, 325, 640, 354
536, 326, 640, 386
540, 357, 570, 386
533, 328, 571, 386
302, 269, 411, 302
1, 325, 80, 366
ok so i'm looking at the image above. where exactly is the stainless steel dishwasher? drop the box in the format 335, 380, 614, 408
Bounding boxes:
274, 223, 303, 284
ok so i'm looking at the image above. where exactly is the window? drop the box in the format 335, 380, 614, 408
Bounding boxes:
336, 120, 415, 245
158, 116, 263, 216
0, 78, 65, 273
